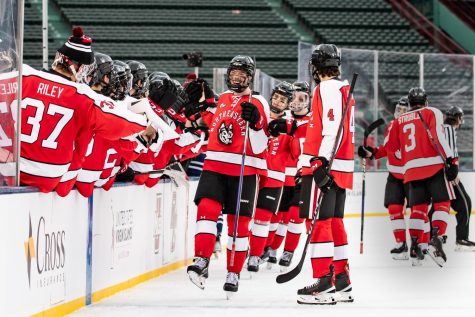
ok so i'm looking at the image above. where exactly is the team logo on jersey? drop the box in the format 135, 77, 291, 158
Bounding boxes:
218, 122, 233, 145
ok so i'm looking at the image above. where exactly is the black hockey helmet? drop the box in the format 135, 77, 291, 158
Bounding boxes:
0, 31, 17, 73
310, 44, 341, 83
445, 105, 464, 126
149, 71, 170, 82
408, 87, 427, 109
226, 55, 255, 93
90, 52, 116, 96
394, 96, 409, 119
110, 61, 128, 100
292, 81, 311, 94
126, 60, 149, 98
270, 81, 294, 114
114, 60, 132, 92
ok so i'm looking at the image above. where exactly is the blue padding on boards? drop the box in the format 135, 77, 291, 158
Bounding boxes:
86, 194, 93, 305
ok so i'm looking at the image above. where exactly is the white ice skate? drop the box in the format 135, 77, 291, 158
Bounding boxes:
390, 242, 409, 260
223, 272, 239, 300
187, 257, 209, 290
297, 275, 337, 305
267, 248, 277, 270
455, 239, 475, 252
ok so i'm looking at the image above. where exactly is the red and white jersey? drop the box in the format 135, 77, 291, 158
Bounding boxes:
202, 91, 270, 177
286, 111, 311, 186
0, 72, 18, 180
374, 120, 404, 179
298, 79, 355, 190
264, 133, 292, 188
19, 65, 148, 192
388, 107, 453, 183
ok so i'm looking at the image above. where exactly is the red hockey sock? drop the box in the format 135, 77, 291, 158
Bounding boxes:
432, 201, 450, 236
409, 204, 428, 243
249, 208, 273, 256
226, 215, 251, 273
332, 218, 349, 276
266, 212, 282, 248
270, 211, 290, 250
283, 206, 304, 252
194, 198, 222, 258
388, 204, 406, 243
310, 218, 333, 278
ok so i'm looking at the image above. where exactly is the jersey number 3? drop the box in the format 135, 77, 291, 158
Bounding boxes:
403, 123, 416, 152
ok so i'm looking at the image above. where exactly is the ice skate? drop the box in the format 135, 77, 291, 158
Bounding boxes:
247, 255, 261, 273
390, 241, 409, 260
335, 271, 354, 303
187, 257, 209, 289
455, 239, 475, 252
410, 237, 424, 267
279, 251, 293, 272
266, 248, 277, 269
260, 246, 271, 262
223, 272, 239, 300
297, 271, 336, 305
428, 228, 447, 267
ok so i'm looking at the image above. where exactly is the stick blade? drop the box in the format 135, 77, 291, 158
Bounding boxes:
275, 261, 303, 284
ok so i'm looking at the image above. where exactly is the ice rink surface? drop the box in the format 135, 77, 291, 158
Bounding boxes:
70, 215, 475, 317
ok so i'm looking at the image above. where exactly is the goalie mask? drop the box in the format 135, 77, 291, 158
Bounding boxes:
310, 44, 341, 84
226, 55, 255, 93
52, 27, 95, 83
270, 81, 294, 115
0, 31, 17, 73
126, 60, 149, 98
394, 96, 409, 119
290, 81, 311, 112
408, 87, 427, 110
89, 52, 116, 96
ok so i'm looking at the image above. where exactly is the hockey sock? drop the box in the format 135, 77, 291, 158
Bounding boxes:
265, 212, 282, 248
332, 217, 349, 276
432, 201, 450, 236
388, 204, 406, 243
227, 215, 251, 273
270, 211, 290, 250
409, 204, 428, 243
283, 206, 304, 252
420, 213, 430, 251
310, 218, 334, 278
217, 213, 224, 237
249, 208, 273, 256
195, 198, 222, 258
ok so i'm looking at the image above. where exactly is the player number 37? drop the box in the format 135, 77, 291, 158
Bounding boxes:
0, 97, 73, 150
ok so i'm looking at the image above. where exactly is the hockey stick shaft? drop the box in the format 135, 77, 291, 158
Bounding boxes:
230, 95, 252, 267
276, 73, 358, 284
360, 118, 384, 254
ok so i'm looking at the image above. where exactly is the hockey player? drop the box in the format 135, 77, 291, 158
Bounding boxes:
296, 44, 355, 305
126, 60, 149, 99
187, 55, 269, 296
19, 28, 160, 192
429, 106, 474, 251
263, 81, 311, 270
358, 97, 410, 260
387, 87, 458, 267
247, 81, 294, 273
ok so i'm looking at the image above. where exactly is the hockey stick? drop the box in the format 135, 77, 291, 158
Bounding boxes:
276, 73, 358, 284
230, 98, 252, 267
133, 160, 182, 175
416, 110, 468, 221
360, 118, 385, 254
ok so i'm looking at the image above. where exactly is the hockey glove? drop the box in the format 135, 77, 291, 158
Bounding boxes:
268, 119, 297, 137
294, 169, 302, 187
445, 157, 459, 181
149, 78, 178, 109
241, 102, 262, 130
185, 80, 203, 103
357, 145, 376, 159
311, 157, 334, 192
202, 80, 215, 100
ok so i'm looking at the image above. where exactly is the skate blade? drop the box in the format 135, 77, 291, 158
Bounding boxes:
392, 253, 409, 261
411, 258, 423, 267
225, 291, 236, 300
187, 271, 206, 290
266, 262, 274, 270
455, 245, 475, 252
427, 248, 446, 267
279, 266, 288, 273
297, 294, 337, 305
336, 292, 354, 303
